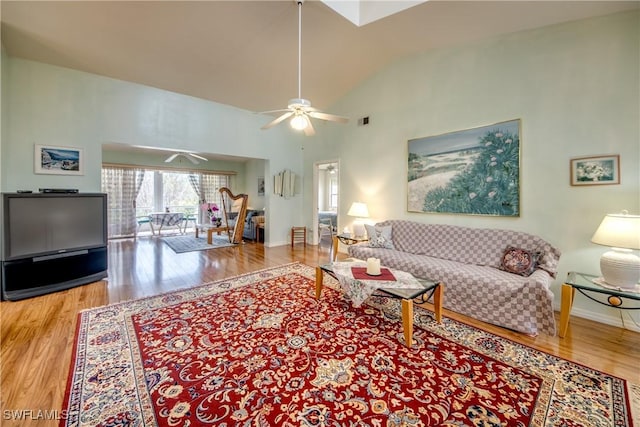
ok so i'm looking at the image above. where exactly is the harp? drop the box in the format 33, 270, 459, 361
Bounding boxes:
219, 187, 248, 244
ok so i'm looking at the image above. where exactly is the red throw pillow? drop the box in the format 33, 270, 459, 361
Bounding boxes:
501, 246, 540, 277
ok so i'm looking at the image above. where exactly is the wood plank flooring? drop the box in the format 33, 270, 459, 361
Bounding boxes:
1, 237, 638, 426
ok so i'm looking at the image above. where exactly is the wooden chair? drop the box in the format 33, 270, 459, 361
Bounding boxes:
318, 217, 335, 242
291, 226, 306, 247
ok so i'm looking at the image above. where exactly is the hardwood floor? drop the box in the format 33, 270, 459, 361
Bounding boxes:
1, 237, 638, 426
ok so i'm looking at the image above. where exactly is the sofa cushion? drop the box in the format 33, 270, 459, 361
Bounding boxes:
500, 246, 540, 277
365, 224, 395, 249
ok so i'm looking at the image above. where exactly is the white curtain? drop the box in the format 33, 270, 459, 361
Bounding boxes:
101, 167, 145, 238
199, 174, 230, 223
101, 166, 229, 234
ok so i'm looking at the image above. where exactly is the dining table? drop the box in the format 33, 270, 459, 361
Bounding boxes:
148, 212, 185, 235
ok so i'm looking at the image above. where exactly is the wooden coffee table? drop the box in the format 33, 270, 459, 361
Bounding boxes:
316, 261, 443, 348
195, 224, 229, 244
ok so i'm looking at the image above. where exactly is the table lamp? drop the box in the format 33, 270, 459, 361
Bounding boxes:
590, 210, 640, 290
347, 202, 369, 238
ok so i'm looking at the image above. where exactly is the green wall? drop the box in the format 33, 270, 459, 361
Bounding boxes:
303, 10, 640, 330
1, 59, 304, 245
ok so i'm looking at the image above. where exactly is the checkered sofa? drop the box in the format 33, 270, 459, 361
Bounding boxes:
348, 220, 561, 335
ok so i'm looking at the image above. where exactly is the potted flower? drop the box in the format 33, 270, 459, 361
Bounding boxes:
201, 202, 222, 226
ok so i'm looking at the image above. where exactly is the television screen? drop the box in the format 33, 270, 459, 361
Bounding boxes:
2, 193, 107, 260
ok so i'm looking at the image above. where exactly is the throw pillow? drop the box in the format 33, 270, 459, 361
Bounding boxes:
500, 246, 540, 277
365, 224, 395, 249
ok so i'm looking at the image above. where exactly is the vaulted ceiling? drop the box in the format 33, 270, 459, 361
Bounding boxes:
2, 1, 637, 116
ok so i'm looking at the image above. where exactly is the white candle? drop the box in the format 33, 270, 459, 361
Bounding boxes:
366, 257, 381, 275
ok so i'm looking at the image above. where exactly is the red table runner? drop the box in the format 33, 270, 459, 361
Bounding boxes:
351, 267, 396, 281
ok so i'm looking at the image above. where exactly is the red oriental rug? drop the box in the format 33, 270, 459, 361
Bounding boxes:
61, 263, 638, 426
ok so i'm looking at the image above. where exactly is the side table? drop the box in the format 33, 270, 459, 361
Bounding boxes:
195, 224, 229, 244
559, 271, 640, 338
332, 234, 368, 261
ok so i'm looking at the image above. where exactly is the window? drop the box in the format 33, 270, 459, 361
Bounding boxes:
329, 176, 338, 211
102, 165, 230, 238
136, 171, 200, 215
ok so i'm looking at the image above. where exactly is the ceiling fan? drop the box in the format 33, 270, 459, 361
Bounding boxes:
164, 152, 208, 164
260, 0, 348, 136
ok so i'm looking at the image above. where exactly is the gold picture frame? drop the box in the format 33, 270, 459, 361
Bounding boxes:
570, 155, 620, 186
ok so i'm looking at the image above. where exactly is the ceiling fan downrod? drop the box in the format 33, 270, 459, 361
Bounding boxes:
297, 0, 303, 101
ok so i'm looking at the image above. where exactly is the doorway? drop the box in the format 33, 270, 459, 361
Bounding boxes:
313, 161, 339, 247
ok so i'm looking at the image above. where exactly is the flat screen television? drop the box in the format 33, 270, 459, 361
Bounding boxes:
2, 193, 107, 261
1, 193, 108, 300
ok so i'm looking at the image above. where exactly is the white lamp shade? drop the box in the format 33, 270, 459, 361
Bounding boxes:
347, 202, 369, 218
591, 213, 640, 250
591, 212, 640, 289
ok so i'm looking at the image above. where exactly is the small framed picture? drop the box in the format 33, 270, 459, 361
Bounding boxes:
257, 177, 265, 196
570, 155, 620, 186
35, 145, 84, 175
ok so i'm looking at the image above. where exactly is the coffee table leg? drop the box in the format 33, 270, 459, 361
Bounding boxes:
401, 299, 414, 348
315, 267, 323, 300
207, 228, 214, 244
433, 283, 443, 323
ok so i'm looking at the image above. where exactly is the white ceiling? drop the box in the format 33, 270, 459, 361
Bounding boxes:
2, 1, 637, 117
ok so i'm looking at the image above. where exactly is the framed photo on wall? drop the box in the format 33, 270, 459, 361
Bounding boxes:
407, 119, 521, 217
257, 177, 265, 196
570, 155, 620, 186
35, 145, 84, 175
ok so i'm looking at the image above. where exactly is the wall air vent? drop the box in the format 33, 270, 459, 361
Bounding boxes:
357, 116, 370, 126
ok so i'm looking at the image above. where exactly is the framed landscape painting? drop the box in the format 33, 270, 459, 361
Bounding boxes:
35, 145, 84, 175
570, 155, 620, 186
408, 119, 521, 217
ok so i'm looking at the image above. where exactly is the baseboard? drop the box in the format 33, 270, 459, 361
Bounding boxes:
563, 306, 640, 333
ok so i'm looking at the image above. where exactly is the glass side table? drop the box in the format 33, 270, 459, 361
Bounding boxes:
559, 271, 640, 338
331, 234, 368, 261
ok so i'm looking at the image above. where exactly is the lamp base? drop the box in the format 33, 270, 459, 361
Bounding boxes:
600, 248, 640, 290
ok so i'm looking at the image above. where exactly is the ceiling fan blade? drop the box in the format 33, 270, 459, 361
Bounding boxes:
304, 117, 316, 136
308, 111, 349, 123
189, 153, 208, 161
261, 111, 294, 130
165, 153, 179, 163
185, 154, 199, 165
258, 108, 291, 115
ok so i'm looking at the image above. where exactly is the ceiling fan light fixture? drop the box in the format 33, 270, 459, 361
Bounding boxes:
259, 0, 348, 134
290, 114, 308, 130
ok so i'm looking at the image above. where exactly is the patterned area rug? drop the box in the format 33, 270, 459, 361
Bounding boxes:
61, 263, 638, 426
161, 234, 234, 253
